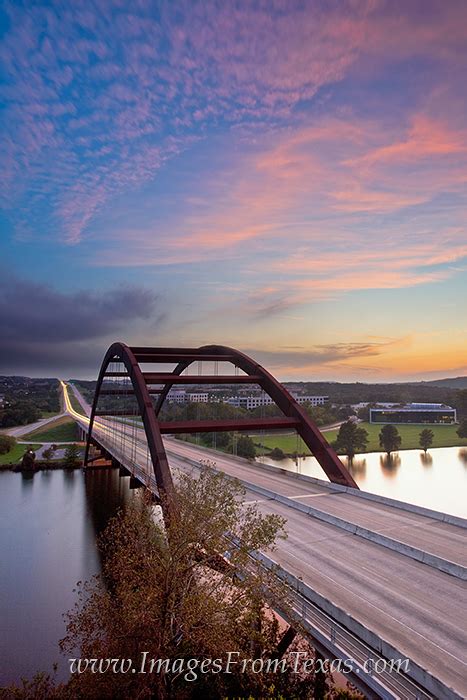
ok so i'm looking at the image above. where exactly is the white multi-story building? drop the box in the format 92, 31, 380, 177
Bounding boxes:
188, 393, 209, 403
167, 390, 329, 409
225, 394, 328, 410
294, 395, 329, 406
166, 390, 187, 404
225, 395, 274, 410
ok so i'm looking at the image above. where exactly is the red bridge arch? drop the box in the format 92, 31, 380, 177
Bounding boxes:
85, 343, 358, 517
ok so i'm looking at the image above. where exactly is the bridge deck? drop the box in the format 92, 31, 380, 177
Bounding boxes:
165, 438, 467, 568
165, 440, 467, 698
66, 384, 467, 698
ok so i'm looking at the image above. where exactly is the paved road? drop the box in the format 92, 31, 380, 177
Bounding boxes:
165, 439, 467, 567
3, 411, 68, 438
61, 381, 90, 417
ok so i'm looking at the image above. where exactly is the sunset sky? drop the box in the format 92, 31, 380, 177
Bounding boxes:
1, 0, 466, 380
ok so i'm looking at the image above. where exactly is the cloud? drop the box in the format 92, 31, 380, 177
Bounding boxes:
243, 338, 406, 374
0, 274, 165, 374
3, 0, 467, 245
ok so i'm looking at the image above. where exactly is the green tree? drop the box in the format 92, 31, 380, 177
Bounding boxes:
236, 434, 256, 459
379, 424, 401, 455
333, 421, 369, 460
457, 419, 467, 439
0, 434, 16, 455
419, 428, 434, 453
63, 444, 81, 468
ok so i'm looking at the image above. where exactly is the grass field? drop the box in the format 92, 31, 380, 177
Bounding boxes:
255, 422, 467, 455
0, 444, 40, 466
22, 416, 80, 443
41, 410, 60, 418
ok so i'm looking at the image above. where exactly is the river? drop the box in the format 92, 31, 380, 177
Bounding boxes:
0, 468, 134, 686
1, 444, 466, 685
260, 444, 467, 518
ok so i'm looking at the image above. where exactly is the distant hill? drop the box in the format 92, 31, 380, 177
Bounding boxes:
413, 377, 467, 390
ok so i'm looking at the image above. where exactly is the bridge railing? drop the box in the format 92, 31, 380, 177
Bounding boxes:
256, 551, 456, 700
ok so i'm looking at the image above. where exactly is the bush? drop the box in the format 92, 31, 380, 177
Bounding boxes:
0, 434, 16, 455
269, 447, 286, 460
236, 435, 256, 459
63, 444, 82, 468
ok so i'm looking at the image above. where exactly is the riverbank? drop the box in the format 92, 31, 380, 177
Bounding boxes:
256, 422, 467, 456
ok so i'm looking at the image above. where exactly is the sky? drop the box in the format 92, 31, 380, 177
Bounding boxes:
1, 0, 466, 381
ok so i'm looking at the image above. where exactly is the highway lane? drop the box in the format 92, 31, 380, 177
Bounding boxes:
164, 439, 467, 567
62, 381, 91, 417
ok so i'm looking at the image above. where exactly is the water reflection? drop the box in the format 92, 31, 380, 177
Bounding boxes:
420, 452, 433, 467
379, 453, 401, 477
347, 457, 367, 478
20, 470, 35, 488
0, 468, 131, 686
63, 467, 76, 492
262, 444, 467, 518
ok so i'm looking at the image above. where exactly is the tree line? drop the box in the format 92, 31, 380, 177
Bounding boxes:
332, 420, 467, 460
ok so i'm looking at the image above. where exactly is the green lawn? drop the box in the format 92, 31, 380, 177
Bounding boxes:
0, 444, 40, 466
255, 422, 467, 455
41, 410, 60, 418
22, 417, 80, 443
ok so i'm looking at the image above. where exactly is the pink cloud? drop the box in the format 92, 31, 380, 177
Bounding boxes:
2, 0, 467, 247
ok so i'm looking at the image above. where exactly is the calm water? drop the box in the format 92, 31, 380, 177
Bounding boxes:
0, 468, 134, 686
260, 445, 467, 518
1, 445, 466, 685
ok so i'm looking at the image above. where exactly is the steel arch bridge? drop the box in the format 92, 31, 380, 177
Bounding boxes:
85, 342, 358, 520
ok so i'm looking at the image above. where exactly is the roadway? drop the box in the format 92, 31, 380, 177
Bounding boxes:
64, 382, 467, 698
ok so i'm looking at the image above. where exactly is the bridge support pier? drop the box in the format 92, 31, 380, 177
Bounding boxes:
272, 625, 297, 660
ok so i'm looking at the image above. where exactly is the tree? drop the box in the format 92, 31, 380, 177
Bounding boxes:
236, 434, 256, 459
21, 449, 36, 471
56, 466, 324, 699
454, 389, 467, 419
379, 424, 401, 455
419, 429, 434, 453
333, 421, 369, 460
42, 446, 55, 465
0, 434, 16, 455
457, 419, 467, 439
63, 444, 81, 468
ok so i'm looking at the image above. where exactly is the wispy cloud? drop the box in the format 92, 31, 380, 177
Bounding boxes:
2, 1, 467, 245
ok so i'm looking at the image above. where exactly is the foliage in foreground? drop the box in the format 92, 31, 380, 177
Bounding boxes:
1, 465, 366, 699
